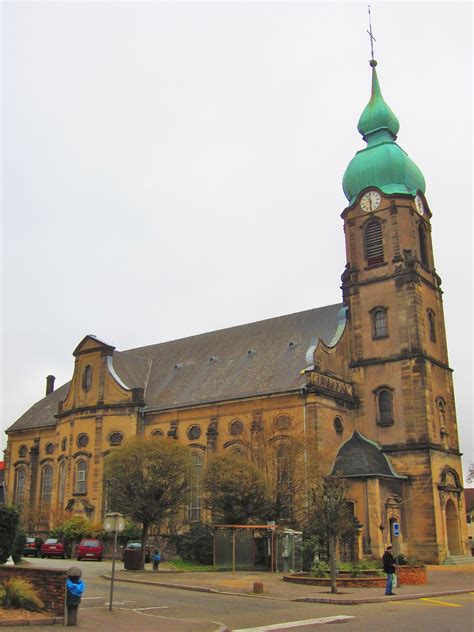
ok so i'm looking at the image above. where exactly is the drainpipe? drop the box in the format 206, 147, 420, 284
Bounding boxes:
301, 388, 309, 515
364, 478, 372, 554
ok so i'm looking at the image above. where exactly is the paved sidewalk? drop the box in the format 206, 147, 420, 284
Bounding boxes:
103, 563, 474, 605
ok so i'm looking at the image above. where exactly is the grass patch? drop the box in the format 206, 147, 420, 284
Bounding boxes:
167, 558, 215, 572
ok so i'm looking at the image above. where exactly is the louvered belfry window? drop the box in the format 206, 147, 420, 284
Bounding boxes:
365, 220, 384, 265
419, 224, 429, 267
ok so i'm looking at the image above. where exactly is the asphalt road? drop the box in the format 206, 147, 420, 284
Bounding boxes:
20, 558, 474, 631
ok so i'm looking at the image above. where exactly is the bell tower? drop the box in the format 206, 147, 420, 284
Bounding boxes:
340, 60, 466, 561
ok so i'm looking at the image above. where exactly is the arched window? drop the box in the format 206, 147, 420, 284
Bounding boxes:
40, 466, 53, 509
418, 224, 429, 267
14, 468, 26, 506
437, 397, 447, 434
427, 309, 436, 342
372, 308, 388, 339
365, 220, 384, 266
376, 388, 394, 426
82, 365, 92, 391
276, 445, 293, 521
58, 461, 67, 507
75, 460, 88, 494
188, 452, 203, 522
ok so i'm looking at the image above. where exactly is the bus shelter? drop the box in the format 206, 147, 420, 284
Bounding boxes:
213, 525, 302, 572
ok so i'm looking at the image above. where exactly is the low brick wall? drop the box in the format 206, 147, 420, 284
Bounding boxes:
284, 574, 385, 588
284, 566, 427, 588
0, 566, 66, 616
397, 565, 427, 584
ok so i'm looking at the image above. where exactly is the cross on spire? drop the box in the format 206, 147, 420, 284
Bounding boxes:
367, 4, 377, 66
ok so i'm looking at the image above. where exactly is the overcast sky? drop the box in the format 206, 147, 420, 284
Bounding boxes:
1, 2, 472, 481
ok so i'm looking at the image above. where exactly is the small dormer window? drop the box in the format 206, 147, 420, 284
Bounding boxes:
82, 365, 92, 391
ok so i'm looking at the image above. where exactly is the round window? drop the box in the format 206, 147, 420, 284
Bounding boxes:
76, 433, 89, 448
61, 437, 68, 452
273, 415, 291, 431
109, 432, 123, 446
229, 420, 243, 436
45, 442, 54, 455
334, 417, 344, 434
187, 425, 201, 440
18, 445, 28, 458
151, 429, 163, 437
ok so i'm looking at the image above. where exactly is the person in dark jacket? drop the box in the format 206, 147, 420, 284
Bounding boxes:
382, 545, 396, 595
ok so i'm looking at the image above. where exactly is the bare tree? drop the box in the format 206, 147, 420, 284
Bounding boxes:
104, 437, 192, 569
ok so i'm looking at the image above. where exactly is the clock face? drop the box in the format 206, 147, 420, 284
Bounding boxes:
415, 194, 425, 216
360, 190, 381, 213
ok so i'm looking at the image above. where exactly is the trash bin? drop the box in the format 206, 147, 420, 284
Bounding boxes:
123, 548, 142, 570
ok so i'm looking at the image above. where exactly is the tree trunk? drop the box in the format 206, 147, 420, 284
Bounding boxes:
329, 534, 337, 594
140, 523, 149, 571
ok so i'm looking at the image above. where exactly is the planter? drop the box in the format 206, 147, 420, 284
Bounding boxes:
284, 565, 426, 588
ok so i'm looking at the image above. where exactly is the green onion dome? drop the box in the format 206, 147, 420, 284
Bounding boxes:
342, 61, 425, 204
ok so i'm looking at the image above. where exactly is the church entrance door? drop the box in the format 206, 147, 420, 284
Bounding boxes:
445, 498, 461, 556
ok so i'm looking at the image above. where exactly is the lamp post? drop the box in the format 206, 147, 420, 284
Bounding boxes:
103, 512, 125, 612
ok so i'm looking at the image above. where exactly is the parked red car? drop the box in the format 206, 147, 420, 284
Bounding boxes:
77, 539, 103, 561
23, 537, 43, 558
40, 538, 69, 559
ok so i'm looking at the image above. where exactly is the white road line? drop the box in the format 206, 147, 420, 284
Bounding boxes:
133, 606, 169, 611
82, 597, 104, 600
232, 615, 356, 632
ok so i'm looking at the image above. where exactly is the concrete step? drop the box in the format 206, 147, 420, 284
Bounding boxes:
442, 555, 474, 565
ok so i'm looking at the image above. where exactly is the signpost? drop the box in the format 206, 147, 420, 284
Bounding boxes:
103, 512, 125, 612
392, 522, 400, 570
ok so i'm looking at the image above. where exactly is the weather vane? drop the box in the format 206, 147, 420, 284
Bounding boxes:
367, 4, 377, 66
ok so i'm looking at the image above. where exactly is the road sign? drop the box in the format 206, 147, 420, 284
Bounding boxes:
103, 512, 125, 533
392, 522, 400, 536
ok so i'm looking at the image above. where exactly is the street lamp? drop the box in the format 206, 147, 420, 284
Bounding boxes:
103, 512, 125, 612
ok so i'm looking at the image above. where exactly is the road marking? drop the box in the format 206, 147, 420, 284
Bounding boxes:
82, 597, 103, 600
232, 616, 356, 631
419, 598, 462, 608
133, 606, 169, 611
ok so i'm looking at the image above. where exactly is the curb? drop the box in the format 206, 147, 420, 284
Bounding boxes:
101, 574, 218, 594
0, 616, 64, 627
101, 575, 473, 605
101, 574, 289, 601
293, 588, 474, 605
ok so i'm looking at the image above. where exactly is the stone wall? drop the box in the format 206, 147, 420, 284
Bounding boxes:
284, 566, 427, 588
0, 566, 66, 615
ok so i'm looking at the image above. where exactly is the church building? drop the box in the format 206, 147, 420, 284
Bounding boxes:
3, 60, 468, 564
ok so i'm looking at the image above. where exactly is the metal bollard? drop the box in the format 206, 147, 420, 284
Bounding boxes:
66, 566, 84, 626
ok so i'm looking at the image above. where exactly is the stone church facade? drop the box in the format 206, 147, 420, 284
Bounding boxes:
3, 61, 468, 563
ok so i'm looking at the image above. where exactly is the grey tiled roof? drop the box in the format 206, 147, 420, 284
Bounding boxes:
331, 431, 404, 479
7, 381, 71, 433
7, 303, 342, 432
